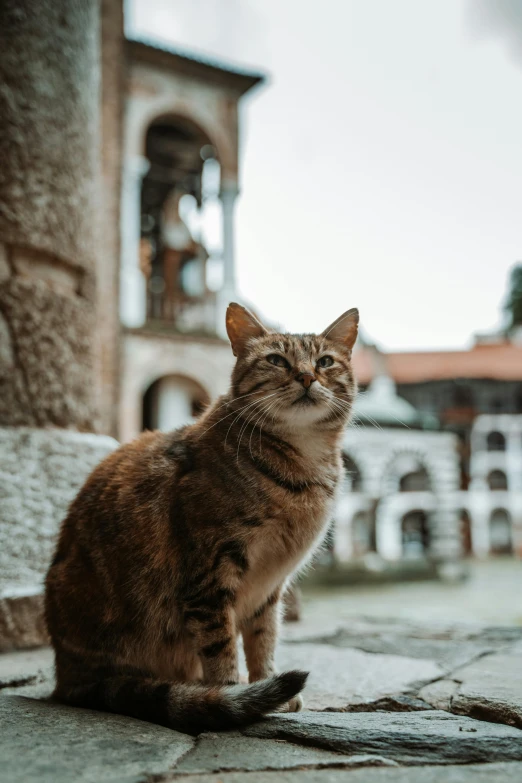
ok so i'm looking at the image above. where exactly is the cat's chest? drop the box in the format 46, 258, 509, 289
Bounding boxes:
235, 489, 334, 622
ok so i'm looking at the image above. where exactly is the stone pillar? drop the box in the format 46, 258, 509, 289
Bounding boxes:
375, 500, 402, 560
217, 181, 239, 337
119, 155, 150, 328
97, 0, 125, 437
0, 0, 117, 651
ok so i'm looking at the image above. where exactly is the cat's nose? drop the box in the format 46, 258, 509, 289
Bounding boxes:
296, 372, 316, 389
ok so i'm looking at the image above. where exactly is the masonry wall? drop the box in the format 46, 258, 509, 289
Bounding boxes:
0, 0, 101, 431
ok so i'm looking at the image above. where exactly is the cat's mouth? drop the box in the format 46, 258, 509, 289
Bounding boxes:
292, 392, 317, 406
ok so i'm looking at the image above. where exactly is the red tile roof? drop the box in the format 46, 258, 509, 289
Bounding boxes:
353, 342, 522, 385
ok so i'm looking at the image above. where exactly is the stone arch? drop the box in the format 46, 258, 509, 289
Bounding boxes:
380, 447, 437, 496
487, 469, 508, 491
142, 373, 211, 432
127, 98, 237, 181
401, 509, 430, 558
489, 508, 513, 555
137, 357, 218, 404
487, 431, 506, 452
119, 336, 233, 443
375, 446, 441, 561
399, 466, 431, 492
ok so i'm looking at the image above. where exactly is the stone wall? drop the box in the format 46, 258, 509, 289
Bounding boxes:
0, 0, 100, 431
0, 0, 121, 650
120, 331, 233, 441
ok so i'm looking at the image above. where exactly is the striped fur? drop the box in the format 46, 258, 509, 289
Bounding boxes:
45, 304, 358, 733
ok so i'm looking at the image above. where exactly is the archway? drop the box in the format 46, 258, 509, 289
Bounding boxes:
487, 431, 506, 452
489, 509, 513, 555
381, 450, 435, 497
399, 466, 431, 492
487, 470, 508, 491
401, 510, 430, 559
142, 374, 210, 432
141, 114, 220, 328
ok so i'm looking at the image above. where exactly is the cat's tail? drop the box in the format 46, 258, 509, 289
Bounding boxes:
56, 670, 308, 734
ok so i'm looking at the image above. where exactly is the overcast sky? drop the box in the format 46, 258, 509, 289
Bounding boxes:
130, 0, 522, 350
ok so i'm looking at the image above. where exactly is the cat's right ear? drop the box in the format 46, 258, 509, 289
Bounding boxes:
226, 302, 267, 357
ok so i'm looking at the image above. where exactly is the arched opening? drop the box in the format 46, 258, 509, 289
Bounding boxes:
401, 510, 430, 558
141, 115, 221, 332
459, 509, 472, 557
382, 452, 433, 496
342, 454, 363, 492
352, 510, 375, 556
399, 466, 431, 492
487, 431, 506, 452
142, 375, 210, 432
487, 470, 508, 491
489, 509, 513, 555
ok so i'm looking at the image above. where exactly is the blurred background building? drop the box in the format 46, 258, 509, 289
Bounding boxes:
117, 37, 263, 442
1, 0, 521, 653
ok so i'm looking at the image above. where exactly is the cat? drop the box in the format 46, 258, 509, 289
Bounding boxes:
45, 302, 359, 734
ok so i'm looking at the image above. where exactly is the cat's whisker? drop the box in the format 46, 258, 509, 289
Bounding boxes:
248, 399, 279, 459
211, 387, 277, 415
228, 395, 278, 450
244, 400, 275, 460
197, 393, 277, 441
235, 398, 275, 462
252, 397, 284, 458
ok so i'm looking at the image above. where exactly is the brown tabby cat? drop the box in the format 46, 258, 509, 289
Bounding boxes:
45, 303, 359, 734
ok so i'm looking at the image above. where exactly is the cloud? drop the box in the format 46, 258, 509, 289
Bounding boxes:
467, 0, 522, 64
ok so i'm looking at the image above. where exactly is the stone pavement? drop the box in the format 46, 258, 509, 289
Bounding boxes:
1, 616, 522, 782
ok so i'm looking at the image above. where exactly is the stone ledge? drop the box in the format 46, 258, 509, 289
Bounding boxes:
0, 592, 49, 653
0, 427, 117, 650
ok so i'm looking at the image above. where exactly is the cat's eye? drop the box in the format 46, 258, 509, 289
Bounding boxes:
317, 355, 334, 369
266, 354, 290, 369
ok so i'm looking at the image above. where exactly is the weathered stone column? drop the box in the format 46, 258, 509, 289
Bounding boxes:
0, 0, 117, 650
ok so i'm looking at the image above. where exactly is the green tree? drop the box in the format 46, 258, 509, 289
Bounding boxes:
505, 264, 522, 331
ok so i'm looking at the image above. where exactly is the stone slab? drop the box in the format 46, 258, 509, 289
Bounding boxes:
277, 642, 442, 710
0, 646, 53, 689
0, 427, 117, 650
175, 731, 396, 774
419, 678, 460, 712
244, 710, 522, 765
451, 653, 522, 728
0, 592, 49, 652
164, 763, 522, 782
284, 617, 522, 672
0, 689, 194, 783
0, 428, 117, 593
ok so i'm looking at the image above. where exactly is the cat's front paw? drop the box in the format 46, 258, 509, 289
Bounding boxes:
278, 694, 303, 713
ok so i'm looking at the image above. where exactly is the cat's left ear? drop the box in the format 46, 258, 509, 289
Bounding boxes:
226, 302, 267, 356
321, 308, 359, 351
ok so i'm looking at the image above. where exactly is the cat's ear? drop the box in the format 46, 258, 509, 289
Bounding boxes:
321, 308, 359, 351
226, 302, 267, 356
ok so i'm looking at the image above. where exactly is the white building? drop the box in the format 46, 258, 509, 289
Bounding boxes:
460, 414, 522, 557
333, 373, 462, 566
117, 39, 264, 443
